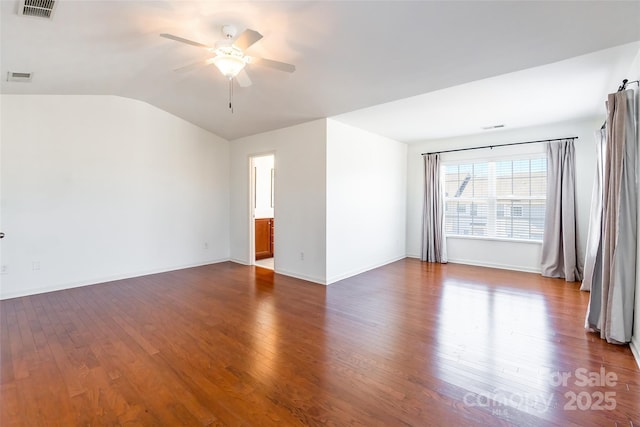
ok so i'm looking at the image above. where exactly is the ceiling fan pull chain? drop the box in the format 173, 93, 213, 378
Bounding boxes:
229, 79, 234, 113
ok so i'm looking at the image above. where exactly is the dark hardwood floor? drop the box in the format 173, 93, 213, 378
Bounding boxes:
1, 259, 639, 426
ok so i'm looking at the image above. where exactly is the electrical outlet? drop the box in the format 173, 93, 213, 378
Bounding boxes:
32, 261, 40, 271
300, 252, 304, 261
204, 242, 209, 250
1, 265, 7, 275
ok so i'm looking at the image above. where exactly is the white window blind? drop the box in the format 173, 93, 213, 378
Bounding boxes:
443, 157, 546, 241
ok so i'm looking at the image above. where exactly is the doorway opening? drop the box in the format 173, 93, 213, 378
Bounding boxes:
251, 154, 275, 270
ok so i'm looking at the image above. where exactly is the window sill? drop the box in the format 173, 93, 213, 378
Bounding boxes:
446, 235, 543, 245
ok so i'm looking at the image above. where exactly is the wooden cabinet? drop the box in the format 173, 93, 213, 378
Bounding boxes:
255, 218, 274, 259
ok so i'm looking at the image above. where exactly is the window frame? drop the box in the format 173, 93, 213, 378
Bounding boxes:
441, 153, 547, 242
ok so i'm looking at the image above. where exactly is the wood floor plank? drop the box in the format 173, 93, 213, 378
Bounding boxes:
0, 383, 21, 427
1, 259, 639, 425
34, 292, 87, 399
3, 301, 29, 381
0, 303, 15, 385
71, 285, 206, 425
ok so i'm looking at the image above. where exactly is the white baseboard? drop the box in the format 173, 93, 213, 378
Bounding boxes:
446, 257, 541, 274
407, 255, 540, 273
405, 254, 540, 276
228, 259, 327, 285
631, 338, 640, 370
0, 258, 231, 300
229, 256, 408, 286
326, 255, 407, 285
272, 268, 327, 286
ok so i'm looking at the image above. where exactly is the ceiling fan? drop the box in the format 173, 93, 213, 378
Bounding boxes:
160, 25, 295, 89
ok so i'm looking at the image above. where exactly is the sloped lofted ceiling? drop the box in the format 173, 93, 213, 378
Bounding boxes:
1, 1, 639, 141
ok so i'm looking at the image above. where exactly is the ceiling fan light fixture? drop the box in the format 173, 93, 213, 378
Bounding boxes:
212, 54, 246, 79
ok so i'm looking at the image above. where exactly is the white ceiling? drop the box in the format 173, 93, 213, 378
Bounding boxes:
335, 41, 640, 143
2, 1, 640, 142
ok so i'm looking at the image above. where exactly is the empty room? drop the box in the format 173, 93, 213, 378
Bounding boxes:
2, 0, 640, 425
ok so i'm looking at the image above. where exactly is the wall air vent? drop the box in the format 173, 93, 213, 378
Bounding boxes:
7, 71, 33, 82
481, 124, 505, 130
18, 0, 57, 19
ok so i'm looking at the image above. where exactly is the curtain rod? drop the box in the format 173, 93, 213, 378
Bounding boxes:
617, 78, 639, 91
600, 79, 639, 129
421, 136, 578, 156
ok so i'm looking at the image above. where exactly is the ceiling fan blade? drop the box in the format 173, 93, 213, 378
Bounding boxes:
252, 57, 296, 73
235, 69, 252, 87
173, 58, 215, 73
234, 29, 263, 51
160, 33, 212, 49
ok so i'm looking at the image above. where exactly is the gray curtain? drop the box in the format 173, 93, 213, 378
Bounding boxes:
541, 139, 582, 281
580, 130, 605, 292
421, 154, 447, 263
584, 89, 637, 344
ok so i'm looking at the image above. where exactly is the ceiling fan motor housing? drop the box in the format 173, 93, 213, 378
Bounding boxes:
221, 25, 237, 39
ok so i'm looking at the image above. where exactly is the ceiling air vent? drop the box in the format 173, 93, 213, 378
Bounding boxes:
18, 0, 57, 19
7, 71, 33, 82
481, 124, 505, 130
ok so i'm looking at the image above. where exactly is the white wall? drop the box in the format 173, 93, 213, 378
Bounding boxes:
229, 120, 327, 284
326, 120, 407, 283
406, 117, 601, 272
629, 46, 640, 367
0, 95, 230, 299
253, 155, 274, 219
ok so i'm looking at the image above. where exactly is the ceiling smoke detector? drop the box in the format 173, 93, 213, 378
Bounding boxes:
18, 0, 57, 19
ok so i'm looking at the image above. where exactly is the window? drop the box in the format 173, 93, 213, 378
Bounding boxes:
443, 157, 546, 241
